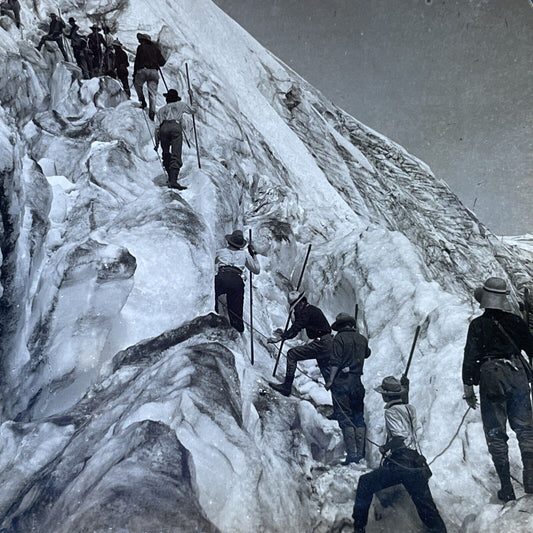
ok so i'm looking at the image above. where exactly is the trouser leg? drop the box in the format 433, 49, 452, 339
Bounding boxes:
117, 67, 130, 96
145, 70, 159, 117
215, 270, 244, 332
403, 474, 447, 532
286, 341, 322, 380
55, 36, 69, 61
353, 466, 399, 529
133, 70, 146, 104
169, 129, 183, 181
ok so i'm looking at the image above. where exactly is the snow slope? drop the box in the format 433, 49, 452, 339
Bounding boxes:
0, 1, 532, 532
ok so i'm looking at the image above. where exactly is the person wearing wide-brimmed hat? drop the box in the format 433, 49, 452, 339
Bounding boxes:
463, 276, 533, 502
36, 13, 68, 61
268, 291, 332, 396
324, 313, 371, 464
87, 24, 106, 75
154, 88, 197, 189
214, 230, 260, 332
133, 32, 166, 120
352, 376, 447, 533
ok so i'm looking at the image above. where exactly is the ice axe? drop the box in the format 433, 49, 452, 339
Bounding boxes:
401, 324, 421, 404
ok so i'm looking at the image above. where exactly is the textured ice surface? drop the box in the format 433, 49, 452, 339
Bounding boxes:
1, 1, 533, 532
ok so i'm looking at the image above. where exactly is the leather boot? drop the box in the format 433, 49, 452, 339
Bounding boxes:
522, 452, 533, 493
494, 462, 516, 502
355, 426, 367, 462
269, 377, 293, 397
342, 426, 358, 464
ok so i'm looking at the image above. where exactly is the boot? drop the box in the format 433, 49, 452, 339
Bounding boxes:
522, 452, 533, 493
353, 527, 365, 533
169, 182, 187, 190
139, 96, 147, 109
269, 377, 293, 397
342, 426, 359, 464
148, 109, 155, 121
494, 462, 516, 502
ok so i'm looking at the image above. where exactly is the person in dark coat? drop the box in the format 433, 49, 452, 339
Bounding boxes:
36, 13, 68, 61
352, 377, 447, 533
268, 291, 332, 396
463, 276, 533, 502
65, 18, 84, 70
214, 230, 260, 333
154, 89, 196, 189
112, 39, 130, 97
325, 313, 371, 464
0, 0, 21, 28
87, 25, 106, 76
133, 32, 166, 120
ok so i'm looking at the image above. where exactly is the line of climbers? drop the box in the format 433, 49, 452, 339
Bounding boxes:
215, 233, 533, 533
31, 12, 195, 191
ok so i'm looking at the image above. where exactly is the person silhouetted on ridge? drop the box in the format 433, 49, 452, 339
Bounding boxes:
36, 13, 68, 61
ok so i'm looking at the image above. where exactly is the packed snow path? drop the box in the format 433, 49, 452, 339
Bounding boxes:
0, 1, 532, 532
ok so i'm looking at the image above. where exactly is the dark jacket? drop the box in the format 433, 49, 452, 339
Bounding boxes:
282, 300, 331, 341
48, 17, 65, 38
113, 46, 129, 70
133, 41, 166, 73
463, 308, 533, 386
66, 23, 83, 48
331, 326, 371, 377
88, 31, 106, 54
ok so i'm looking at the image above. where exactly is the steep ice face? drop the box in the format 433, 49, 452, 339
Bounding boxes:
1, 1, 532, 532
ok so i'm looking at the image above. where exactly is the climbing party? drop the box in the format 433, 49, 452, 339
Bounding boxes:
0, 2, 532, 533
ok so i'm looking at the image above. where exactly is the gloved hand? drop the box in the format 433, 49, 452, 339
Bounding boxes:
463, 384, 478, 409
267, 331, 283, 344
247, 243, 256, 257
400, 374, 409, 388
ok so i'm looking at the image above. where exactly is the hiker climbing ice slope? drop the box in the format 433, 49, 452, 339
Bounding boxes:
215, 230, 260, 333
133, 32, 166, 120
463, 276, 533, 502
112, 39, 130, 97
268, 291, 332, 396
325, 312, 371, 465
154, 88, 197, 189
352, 376, 447, 533
36, 12, 68, 61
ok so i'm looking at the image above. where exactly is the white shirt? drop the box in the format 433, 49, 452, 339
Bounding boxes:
154, 101, 196, 136
215, 247, 260, 279
384, 401, 419, 451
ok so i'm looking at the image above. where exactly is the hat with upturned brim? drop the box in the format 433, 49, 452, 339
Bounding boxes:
225, 230, 247, 249
374, 376, 405, 396
136, 33, 152, 42
331, 312, 356, 331
474, 277, 510, 311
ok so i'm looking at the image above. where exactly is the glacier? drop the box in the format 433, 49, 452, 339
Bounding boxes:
0, 0, 532, 532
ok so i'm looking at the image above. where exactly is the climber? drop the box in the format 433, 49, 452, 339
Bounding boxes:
133, 32, 166, 120
154, 89, 196, 189
75, 39, 93, 80
36, 13, 68, 61
462, 276, 533, 502
324, 312, 371, 464
87, 24, 106, 76
113, 40, 131, 97
102, 25, 116, 76
0, 0, 21, 28
214, 230, 260, 333
352, 376, 447, 533
65, 18, 86, 73
268, 292, 332, 396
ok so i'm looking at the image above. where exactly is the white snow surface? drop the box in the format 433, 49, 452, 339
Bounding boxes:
0, 1, 532, 532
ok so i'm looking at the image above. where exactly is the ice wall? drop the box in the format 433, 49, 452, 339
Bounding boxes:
0, 1, 532, 532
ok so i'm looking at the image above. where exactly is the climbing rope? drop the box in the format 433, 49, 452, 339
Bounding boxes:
216, 298, 472, 468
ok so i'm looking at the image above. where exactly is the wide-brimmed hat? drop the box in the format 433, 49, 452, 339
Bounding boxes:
374, 376, 405, 396
91, 24, 100, 31
113, 39, 123, 46
136, 32, 152, 42
225, 230, 247, 249
163, 89, 181, 102
474, 277, 510, 311
331, 312, 356, 331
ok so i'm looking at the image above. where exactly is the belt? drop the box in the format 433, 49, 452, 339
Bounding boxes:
219, 265, 242, 275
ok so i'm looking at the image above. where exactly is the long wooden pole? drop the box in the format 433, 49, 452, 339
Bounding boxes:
185, 63, 201, 169
249, 229, 254, 366
272, 244, 312, 377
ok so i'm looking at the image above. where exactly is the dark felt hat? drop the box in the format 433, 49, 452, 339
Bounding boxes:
225, 230, 247, 249
374, 376, 405, 396
164, 89, 181, 102
331, 312, 356, 331
136, 32, 152, 42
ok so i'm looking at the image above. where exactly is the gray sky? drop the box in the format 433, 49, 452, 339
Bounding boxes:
213, 0, 533, 236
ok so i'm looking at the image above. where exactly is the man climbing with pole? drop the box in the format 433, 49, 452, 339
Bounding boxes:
268, 288, 332, 396
325, 312, 371, 464
462, 277, 533, 502
272, 244, 312, 378
154, 88, 197, 190
214, 230, 260, 333
352, 376, 447, 533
